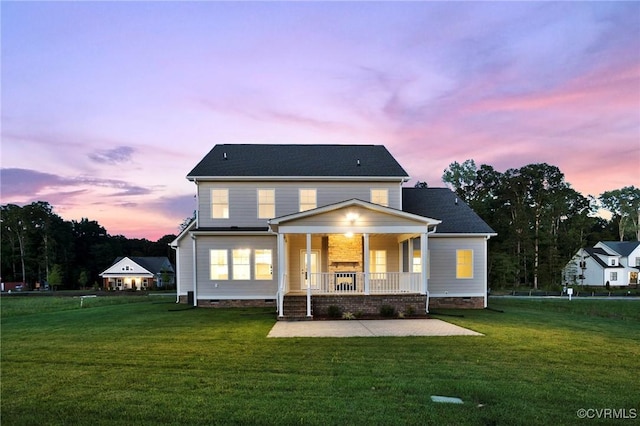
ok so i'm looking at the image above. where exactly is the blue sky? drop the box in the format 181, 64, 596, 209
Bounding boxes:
2, 1, 639, 239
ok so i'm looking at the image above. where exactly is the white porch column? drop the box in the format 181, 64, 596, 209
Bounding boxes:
277, 233, 285, 317
306, 233, 312, 318
363, 233, 370, 295
420, 233, 428, 295
191, 235, 198, 307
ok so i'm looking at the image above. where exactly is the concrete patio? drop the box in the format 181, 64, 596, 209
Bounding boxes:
267, 318, 484, 338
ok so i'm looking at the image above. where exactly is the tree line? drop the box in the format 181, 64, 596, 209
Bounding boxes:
440, 160, 639, 289
1, 202, 176, 290
2, 162, 638, 291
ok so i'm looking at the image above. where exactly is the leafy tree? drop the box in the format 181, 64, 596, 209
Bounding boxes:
78, 270, 89, 289
48, 264, 64, 290
413, 181, 428, 188
442, 159, 478, 203
599, 186, 640, 241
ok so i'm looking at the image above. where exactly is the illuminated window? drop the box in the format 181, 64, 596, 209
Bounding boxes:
456, 249, 473, 279
369, 250, 387, 274
255, 249, 273, 280
412, 250, 421, 273
299, 189, 317, 212
211, 189, 229, 219
371, 189, 389, 206
257, 189, 275, 219
233, 249, 251, 280
210, 250, 228, 280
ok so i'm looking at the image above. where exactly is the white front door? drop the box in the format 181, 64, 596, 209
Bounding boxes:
300, 250, 320, 290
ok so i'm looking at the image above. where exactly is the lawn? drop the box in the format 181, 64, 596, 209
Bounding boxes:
1, 295, 638, 425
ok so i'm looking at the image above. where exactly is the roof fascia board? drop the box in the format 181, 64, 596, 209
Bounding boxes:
190, 230, 273, 236
276, 225, 431, 234
187, 176, 409, 182
430, 233, 498, 238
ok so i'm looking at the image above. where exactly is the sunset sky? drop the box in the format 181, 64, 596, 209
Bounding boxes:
2, 1, 639, 240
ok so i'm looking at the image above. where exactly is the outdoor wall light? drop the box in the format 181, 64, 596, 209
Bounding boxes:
346, 212, 359, 223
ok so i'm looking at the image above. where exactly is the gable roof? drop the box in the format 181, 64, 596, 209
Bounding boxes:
598, 241, 640, 257
402, 188, 496, 235
268, 198, 440, 231
187, 144, 409, 180
583, 248, 624, 268
111, 257, 174, 274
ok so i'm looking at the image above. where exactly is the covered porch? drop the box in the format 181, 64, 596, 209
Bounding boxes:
268, 199, 440, 319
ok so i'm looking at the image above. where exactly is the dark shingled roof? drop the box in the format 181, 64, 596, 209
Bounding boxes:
187, 144, 409, 179
402, 188, 496, 234
599, 241, 640, 257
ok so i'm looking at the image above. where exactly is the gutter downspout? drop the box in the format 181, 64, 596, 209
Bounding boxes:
191, 234, 198, 307
424, 225, 437, 314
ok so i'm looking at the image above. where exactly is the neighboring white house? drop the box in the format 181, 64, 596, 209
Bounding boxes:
563, 241, 640, 287
100, 257, 175, 290
170, 144, 496, 319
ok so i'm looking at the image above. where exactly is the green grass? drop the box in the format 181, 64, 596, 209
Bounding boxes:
1, 296, 638, 425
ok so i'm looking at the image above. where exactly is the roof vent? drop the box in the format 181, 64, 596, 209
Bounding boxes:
223, 152, 228, 160
455, 197, 458, 205
357, 159, 361, 166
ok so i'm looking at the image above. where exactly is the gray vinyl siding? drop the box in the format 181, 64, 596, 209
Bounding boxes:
197, 181, 402, 228
176, 236, 194, 295
194, 235, 278, 299
427, 237, 487, 296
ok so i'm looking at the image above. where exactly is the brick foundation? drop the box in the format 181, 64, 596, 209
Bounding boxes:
177, 295, 276, 308
312, 295, 428, 316
428, 296, 485, 309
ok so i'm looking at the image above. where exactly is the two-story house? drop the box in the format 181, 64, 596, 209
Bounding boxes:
563, 241, 640, 287
170, 144, 496, 319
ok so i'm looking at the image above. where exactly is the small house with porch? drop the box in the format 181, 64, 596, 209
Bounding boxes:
100, 256, 175, 291
170, 144, 496, 319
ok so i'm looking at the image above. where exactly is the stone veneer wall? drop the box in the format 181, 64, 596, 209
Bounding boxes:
327, 234, 362, 273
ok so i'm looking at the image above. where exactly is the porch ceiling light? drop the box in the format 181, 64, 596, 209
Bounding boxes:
345, 232, 354, 238
346, 212, 359, 223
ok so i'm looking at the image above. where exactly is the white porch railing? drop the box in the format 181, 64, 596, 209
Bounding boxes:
306, 272, 421, 295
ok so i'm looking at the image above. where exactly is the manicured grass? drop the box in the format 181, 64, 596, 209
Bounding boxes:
1, 296, 638, 425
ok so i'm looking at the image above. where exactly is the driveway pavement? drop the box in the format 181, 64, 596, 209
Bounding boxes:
267, 319, 483, 338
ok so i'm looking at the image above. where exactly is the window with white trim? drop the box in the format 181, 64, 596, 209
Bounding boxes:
371, 189, 389, 207
210, 250, 228, 280
211, 189, 229, 219
610, 271, 618, 281
456, 249, 473, 279
369, 250, 387, 274
412, 249, 431, 278
255, 249, 273, 280
299, 189, 317, 212
257, 189, 275, 219
232, 249, 251, 280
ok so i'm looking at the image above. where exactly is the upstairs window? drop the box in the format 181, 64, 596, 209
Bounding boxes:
371, 189, 389, 207
610, 258, 617, 266
211, 189, 229, 219
257, 189, 275, 219
299, 189, 317, 212
456, 249, 473, 279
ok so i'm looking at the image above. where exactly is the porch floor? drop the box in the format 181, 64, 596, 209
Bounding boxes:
267, 319, 483, 338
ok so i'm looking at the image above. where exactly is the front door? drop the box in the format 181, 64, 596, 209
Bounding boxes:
300, 250, 320, 290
